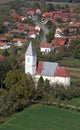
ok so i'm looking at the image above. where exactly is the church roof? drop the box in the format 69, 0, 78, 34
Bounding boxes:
37, 61, 70, 77
25, 42, 36, 56
55, 67, 70, 77
37, 61, 58, 76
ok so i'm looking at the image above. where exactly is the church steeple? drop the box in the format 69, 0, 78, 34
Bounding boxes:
25, 42, 37, 75
25, 41, 36, 56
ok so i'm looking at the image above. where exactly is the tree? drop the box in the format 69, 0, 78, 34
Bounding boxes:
36, 76, 44, 100
40, 0, 46, 13
46, 30, 55, 43
45, 3, 54, 12
6, 55, 19, 70
0, 60, 10, 89
69, 39, 80, 59
4, 70, 35, 111
33, 2, 41, 10
42, 79, 51, 103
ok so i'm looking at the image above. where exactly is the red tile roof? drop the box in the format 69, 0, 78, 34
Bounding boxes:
0, 37, 7, 41
43, 12, 54, 17
3, 21, 10, 26
52, 38, 66, 46
55, 67, 70, 77
36, 61, 43, 74
40, 42, 51, 48
12, 38, 27, 43
0, 42, 5, 46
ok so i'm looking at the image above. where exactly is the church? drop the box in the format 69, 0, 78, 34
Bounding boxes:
25, 42, 71, 86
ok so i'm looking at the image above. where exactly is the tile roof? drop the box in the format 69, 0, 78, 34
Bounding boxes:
43, 12, 54, 17
0, 42, 5, 46
52, 38, 67, 46
40, 42, 51, 48
12, 38, 27, 43
55, 67, 70, 77
37, 61, 44, 75
37, 61, 58, 76
0, 37, 7, 41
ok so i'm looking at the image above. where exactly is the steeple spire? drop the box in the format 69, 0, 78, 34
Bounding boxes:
25, 41, 36, 56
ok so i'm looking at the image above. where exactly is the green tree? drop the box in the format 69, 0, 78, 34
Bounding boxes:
46, 30, 55, 43
33, 2, 41, 10
36, 76, 44, 100
69, 39, 80, 59
45, 3, 54, 12
6, 55, 19, 70
4, 70, 35, 111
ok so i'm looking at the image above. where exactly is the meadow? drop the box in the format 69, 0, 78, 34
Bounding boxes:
0, 104, 80, 130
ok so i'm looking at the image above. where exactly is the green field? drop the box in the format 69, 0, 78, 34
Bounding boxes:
0, 104, 80, 130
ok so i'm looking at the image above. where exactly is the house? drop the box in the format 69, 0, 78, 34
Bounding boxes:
27, 10, 35, 17
0, 37, 8, 42
43, 12, 54, 18
14, 40, 23, 47
25, 42, 71, 86
51, 38, 69, 47
40, 42, 54, 54
0, 42, 10, 49
36, 9, 41, 15
55, 28, 64, 38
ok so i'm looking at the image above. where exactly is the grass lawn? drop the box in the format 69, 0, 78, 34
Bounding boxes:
0, 104, 80, 130
59, 58, 80, 67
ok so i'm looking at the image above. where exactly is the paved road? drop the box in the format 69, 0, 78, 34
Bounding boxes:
32, 16, 49, 42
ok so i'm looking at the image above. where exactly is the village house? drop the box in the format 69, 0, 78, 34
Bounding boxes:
25, 42, 71, 87
51, 37, 69, 47
40, 42, 54, 54
55, 28, 64, 38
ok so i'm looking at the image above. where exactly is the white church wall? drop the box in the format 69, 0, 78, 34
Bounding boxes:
55, 76, 71, 86
25, 55, 37, 75
35, 75, 70, 86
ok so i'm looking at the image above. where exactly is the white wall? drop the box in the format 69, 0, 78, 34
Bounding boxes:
25, 55, 37, 75
35, 75, 71, 86
41, 48, 51, 54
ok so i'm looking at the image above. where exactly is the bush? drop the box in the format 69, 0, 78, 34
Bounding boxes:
0, 116, 5, 124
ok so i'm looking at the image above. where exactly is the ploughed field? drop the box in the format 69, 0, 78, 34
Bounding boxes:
0, 104, 80, 130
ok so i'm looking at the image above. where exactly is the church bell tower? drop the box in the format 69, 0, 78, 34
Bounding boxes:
25, 42, 37, 75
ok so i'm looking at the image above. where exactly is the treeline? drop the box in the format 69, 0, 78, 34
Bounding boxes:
0, 69, 80, 123
46, 0, 80, 3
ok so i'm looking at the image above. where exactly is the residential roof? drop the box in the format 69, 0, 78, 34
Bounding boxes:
40, 42, 51, 48
55, 67, 70, 77
52, 38, 67, 46
37, 61, 58, 76
0, 42, 5, 46
25, 42, 36, 56
0, 37, 7, 41
43, 12, 54, 17
12, 38, 27, 43
14, 40, 23, 47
